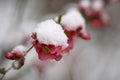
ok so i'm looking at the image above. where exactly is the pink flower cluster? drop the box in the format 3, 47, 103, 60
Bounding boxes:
30, 20, 68, 61
78, 0, 110, 29
56, 9, 90, 53
31, 36, 63, 61
31, 33, 67, 61
5, 45, 25, 60
5, 51, 23, 60
30, 10, 91, 61
5, 6, 93, 62
62, 25, 90, 53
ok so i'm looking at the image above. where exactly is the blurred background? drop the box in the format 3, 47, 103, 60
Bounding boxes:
0, 0, 120, 80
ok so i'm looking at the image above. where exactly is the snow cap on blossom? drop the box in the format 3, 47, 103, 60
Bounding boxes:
78, 0, 91, 10
34, 19, 68, 49
55, 8, 85, 31
31, 19, 69, 61
92, 0, 104, 11
5, 45, 25, 60
90, 11, 110, 29
13, 45, 26, 53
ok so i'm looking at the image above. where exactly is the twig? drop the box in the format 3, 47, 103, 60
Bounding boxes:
0, 66, 12, 80
23, 45, 34, 56
58, 15, 62, 24
0, 45, 34, 80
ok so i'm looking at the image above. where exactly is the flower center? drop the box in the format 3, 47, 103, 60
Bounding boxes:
42, 45, 51, 54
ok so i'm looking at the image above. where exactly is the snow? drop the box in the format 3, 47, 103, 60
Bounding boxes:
13, 45, 26, 53
55, 9, 86, 31
92, 0, 104, 10
79, 0, 91, 8
34, 19, 68, 48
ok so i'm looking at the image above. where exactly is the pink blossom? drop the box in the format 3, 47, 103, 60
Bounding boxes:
79, 32, 91, 40
5, 45, 25, 60
78, 0, 110, 29
5, 51, 23, 60
31, 36, 64, 61
91, 19, 102, 29
33, 41, 63, 61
